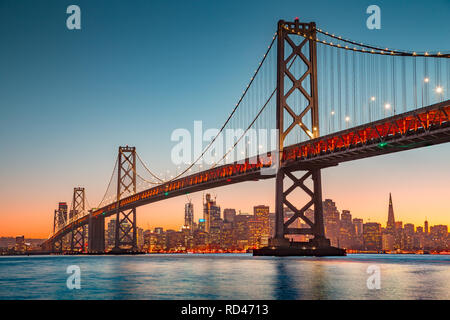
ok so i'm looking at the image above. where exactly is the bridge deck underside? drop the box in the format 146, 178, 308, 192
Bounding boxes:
45, 101, 450, 246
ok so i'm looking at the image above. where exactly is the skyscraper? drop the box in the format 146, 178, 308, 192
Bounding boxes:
233, 213, 251, 249
106, 219, 116, 249
323, 199, 340, 247
353, 218, 363, 236
386, 193, 396, 234
363, 222, 382, 251
404, 223, 415, 250
203, 194, 221, 245
352, 218, 364, 250
223, 208, 236, 224
339, 210, 355, 248
137, 227, 144, 250
184, 201, 194, 232
253, 205, 270, 246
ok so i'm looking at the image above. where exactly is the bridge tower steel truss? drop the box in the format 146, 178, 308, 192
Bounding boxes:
70, 187, 87, 252
273, 19, 330, 247
113, 146, 138, 251
52, 209, 64, 252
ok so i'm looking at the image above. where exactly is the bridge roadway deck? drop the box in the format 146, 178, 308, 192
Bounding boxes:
45, 100, 450, 246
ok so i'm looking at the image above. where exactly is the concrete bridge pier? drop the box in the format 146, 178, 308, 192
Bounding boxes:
88, 213, 105, 253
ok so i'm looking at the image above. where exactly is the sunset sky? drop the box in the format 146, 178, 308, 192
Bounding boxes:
0, 0, 449, 238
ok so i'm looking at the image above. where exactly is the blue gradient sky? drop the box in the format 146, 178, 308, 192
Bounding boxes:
0, 0, 449, 237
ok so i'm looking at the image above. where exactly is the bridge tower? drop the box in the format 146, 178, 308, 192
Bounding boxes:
88, 209, 105, 253
52, 209, 64, 252
113, 146, 138, 252
70, 187, 87, 252
268, 19, 341, 254
53, 209, 59, 235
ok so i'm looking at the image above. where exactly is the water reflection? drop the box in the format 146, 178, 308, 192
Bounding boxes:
0, 254, 449, 299
272, 259, 299, 300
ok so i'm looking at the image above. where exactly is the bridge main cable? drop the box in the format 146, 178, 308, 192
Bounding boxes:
163, 32, 278, 182
282, 23, 450, 58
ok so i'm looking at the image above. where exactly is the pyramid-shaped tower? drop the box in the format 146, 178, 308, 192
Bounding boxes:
386, 193, 396, 233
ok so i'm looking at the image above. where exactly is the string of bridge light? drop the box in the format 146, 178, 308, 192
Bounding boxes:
158, 32, 278, 183
210, 53, 301, 169
96, 154, 119, 208
136, 152, 165, 183
296, 24, 449, 131
281, 25, 450, 58
94, 33, 279, 200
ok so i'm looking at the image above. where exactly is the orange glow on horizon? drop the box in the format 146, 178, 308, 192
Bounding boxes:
1, 145, 449, 239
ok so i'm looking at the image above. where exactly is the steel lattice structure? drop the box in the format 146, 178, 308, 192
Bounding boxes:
113, 146, 138, 251
272, 19, 330, 248
70, 187, 86, 252
41, 19, 450, 254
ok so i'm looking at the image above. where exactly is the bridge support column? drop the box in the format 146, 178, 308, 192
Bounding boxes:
52, 238, 63, 253
71, 226, 86, 253
69, 187, 87, 253
271, 167, 331, 246
112, 146, 138, 253
257, 166, 344, 256
254, 19, 344, 256
88, 213, 105, 253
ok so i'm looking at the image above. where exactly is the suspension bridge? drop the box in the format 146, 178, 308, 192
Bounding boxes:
42, 19, 450, 255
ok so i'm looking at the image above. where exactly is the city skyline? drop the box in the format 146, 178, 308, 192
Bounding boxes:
136, 192, 444, 234
1, 0, 449, 238
84, 193, 449, 253
1, 1, 450, 305
2, 191, 447, 241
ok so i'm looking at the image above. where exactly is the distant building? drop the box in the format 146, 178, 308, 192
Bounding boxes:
353, 218, 363, 236
386, 193, 396, 234
137, 227, 144, 250
268, 212, 276, 238
15, 236, 26, 252
184, 201, 194, 232
203, 194, 221, 245
233, 214, 252, 248
430, 225, 448, 250
221, 221, 234, 249
198, 219, 205, 232
223, 208, 236, 224
323, 199, 340, 247
403, 223, 415, 250
253, 205, 270, 246
248, 219, 264, 248
339, 210, 355, 249
382, 233, 395, 251
363, 223, 381, 251
106, 219, 116, 249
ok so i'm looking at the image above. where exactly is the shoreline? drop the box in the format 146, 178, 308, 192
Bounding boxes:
1, 251, 449, 257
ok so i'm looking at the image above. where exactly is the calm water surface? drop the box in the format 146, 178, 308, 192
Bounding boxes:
0, 254, 449, 299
